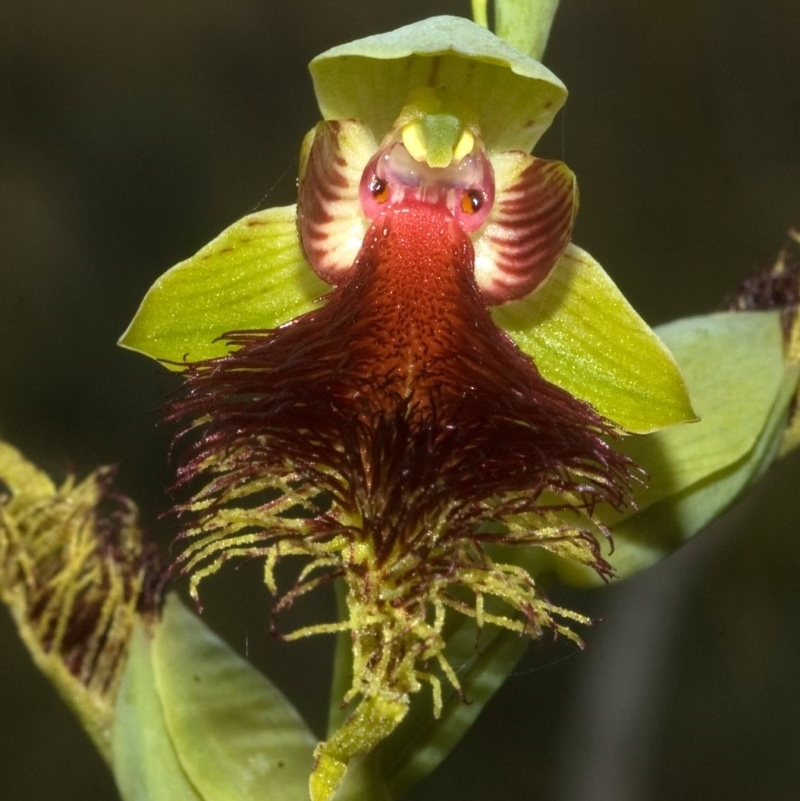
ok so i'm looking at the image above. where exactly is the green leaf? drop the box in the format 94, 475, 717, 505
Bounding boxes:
118, 206, 330, 369
602, 310, 798, 578
112, 618, 203, 801
535, 310, 797, 586
623, 312, 788, 506
151, 595, 315, 801
112, 596, 316, 801
310, 15, 566, 154
492, 243, 696, 433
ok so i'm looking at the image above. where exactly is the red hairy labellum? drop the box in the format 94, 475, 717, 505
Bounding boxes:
169, 202, 633, 568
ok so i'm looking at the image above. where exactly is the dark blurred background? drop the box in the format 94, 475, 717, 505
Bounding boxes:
1, 1, 799, 799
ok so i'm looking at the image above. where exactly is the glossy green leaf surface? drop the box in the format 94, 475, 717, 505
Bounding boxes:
492, 243, 696, 433
118, 206, 329, 369
310, 15, 566, 153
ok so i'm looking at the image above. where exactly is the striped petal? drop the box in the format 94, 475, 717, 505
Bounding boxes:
474, 152, 577, 303
297, 119, 376, 284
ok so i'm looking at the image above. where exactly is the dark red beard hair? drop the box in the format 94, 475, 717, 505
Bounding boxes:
168, 202, 633, 567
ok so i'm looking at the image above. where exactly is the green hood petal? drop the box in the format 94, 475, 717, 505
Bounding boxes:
310, 15, 566, 153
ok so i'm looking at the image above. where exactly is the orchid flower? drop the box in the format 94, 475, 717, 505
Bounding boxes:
119, 15, 696, 798
2, 7, 799, 801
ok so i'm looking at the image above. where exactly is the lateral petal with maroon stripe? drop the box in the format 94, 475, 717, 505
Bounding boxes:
297, 119, 376, 284
474, 153, 577, 303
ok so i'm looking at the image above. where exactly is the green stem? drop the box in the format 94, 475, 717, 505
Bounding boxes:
471, 0, 489, 28
327, 579, 353, 735
472, 0, 561, 61
333, 754, 394, 801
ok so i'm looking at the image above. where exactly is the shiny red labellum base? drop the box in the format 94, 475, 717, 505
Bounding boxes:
169, 203, 633, 568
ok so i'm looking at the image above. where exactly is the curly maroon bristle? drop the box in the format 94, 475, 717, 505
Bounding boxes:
167, 202, 634, 582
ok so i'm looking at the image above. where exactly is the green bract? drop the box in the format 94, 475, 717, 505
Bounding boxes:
605, 310, 798, 578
